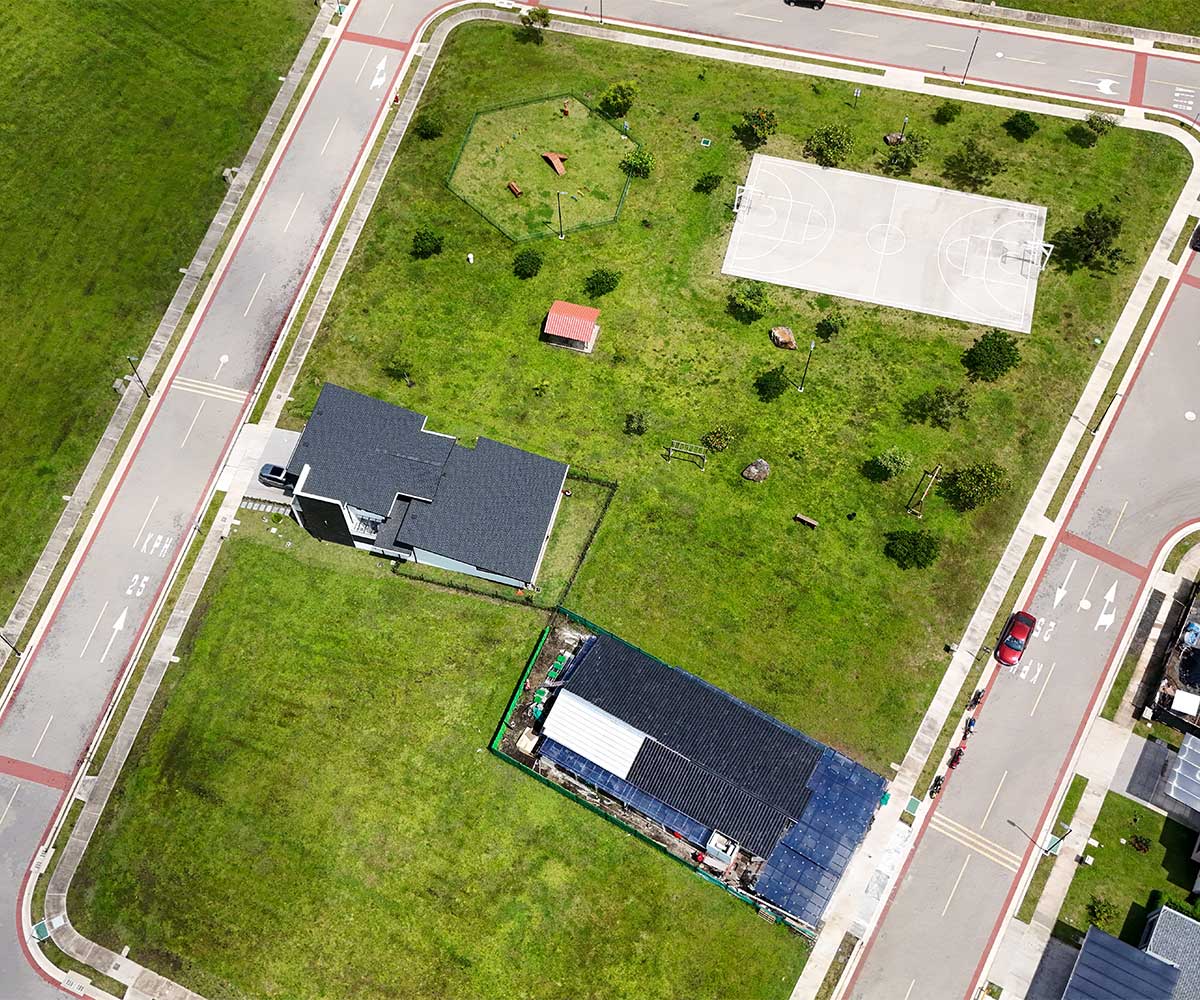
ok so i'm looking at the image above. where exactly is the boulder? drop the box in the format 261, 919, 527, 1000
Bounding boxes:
770, 326, 797, 350
742, 459, 770, 483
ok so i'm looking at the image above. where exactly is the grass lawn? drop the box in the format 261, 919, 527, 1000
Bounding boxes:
0, 0, 316, 621
449, 96, 633, 239
71, 520, 808, 1000
284, 22, 1189, 771
1016, 774, 1088, 923
1054, 790, 1200, 945
994, 0, 1197, 36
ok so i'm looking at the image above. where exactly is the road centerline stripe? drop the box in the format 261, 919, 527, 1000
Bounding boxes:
0, 785, 17, 827
830, 27, 878, 37
1107, 499, 1129, 545
180, 401, 206, 450
132, 496, 159, 550
981, 770, 1007, 829
283, 192, 305, 233
78, 601, 109, 659
1031, 661, 1057, 717
243, 272, 267, 318
927, 43, 966, 52
30, 716, 53, 759
321, 116, 341, 156
736, 12, 782, 22
942, 857, 970, 916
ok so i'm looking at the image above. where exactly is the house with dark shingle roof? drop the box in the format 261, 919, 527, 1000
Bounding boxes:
285, 384, 568, 588
1061, 926, 1181, 1000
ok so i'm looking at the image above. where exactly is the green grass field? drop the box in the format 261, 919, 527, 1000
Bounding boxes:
285, 23, 1190, 771
996, 0, 1197, 36
449, 96, 632, 239
71, 522, 808, 1000
0, 0, 316, 621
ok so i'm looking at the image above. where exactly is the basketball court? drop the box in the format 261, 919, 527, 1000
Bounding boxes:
723, 155, 1049, 332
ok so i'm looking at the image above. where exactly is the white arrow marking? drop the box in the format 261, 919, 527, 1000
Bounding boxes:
214, 354, 229, 381
1095, 582, 1118, 631
1068, 78, 1119, 96
1078, 565, 1099, 611
370, 57, 387, 91
99, 607, 128, 663
1054, 559, 1077, 609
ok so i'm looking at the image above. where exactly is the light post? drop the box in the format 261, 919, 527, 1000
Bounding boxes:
126, 356, 151, 399
556, 191, 566, 240
961, 29, 981, 86
798, 340, 815, 393
901, 115, 909, 139
0, 632, 22, 659
1008, 818, 1071, 858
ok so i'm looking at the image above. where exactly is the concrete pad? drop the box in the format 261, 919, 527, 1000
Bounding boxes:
215, 423, 300, 501
723, 155, 1047, 332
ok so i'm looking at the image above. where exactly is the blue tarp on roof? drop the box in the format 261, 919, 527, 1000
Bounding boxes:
1062, 926, 1179, 1000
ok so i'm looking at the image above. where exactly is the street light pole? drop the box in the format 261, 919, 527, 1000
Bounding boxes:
126, 355, 151, 399
0, 632, 22, 659
798, 340, 815, 392
557, 191, 566, 240
961, 29, 981, 86
901, 114, 909, 139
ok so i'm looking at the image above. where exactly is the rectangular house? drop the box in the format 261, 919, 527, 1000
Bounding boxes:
285, 383, 568, 589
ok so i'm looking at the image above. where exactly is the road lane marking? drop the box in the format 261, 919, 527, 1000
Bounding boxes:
30, 716, 53, 759
99, 607, 128, 664
830, 27, 878, 37
321, 116, 341, 156
378, 2, 395, 32
1078, 565, 1099, 611
1031, 661, 1056, 716
79, 601, 110, 659
283, 192, 305, 233
927, 43, 966, 52
981, 770, 1007, 829
0, 785, 17, 828
1107, 499, 1129, 545
903, 981, 916, 1000
650, 0, 689, 5
132, 496, 159, 550
355, 51, 373, 84
929, 812, 1021, 871
213, 354, 229, 381
1085, 68, 1126, 77
1151, 80, 1195, 90
1005, 55, 1046, 65
1054, 558, 1077, 609
180, 401, 206, 449
243, 271, 267, 317
173, 376, 248, 404
942, 857, 970, 916
736, 12, 782, 22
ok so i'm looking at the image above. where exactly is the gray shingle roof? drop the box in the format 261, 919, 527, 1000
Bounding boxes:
1063, 927, 1180, 1000
1144, 907, 1200, 1000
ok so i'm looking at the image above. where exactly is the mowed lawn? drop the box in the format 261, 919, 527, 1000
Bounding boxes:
71, 523, 808, 1000
992, 0, 1197, 36
0, 0, 316, 620
285, 23, 1191, 770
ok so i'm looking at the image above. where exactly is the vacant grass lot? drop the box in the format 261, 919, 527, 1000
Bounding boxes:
997, 0, 1196, 36
72, 523, 807, 1000
0, 0, 315, 620
285, 23, 1189, 770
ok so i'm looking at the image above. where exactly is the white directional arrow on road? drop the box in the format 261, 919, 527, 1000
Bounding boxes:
1054, 559, 1077, 609
370, 56, 388, 91
1078, 565, 1100, 612
1095, 582, 1118, 632
99, 607, 127, 663
1068, 78, 1119, 96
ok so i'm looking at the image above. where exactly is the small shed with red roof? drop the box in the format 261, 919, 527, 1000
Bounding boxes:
543, 300, 601, 354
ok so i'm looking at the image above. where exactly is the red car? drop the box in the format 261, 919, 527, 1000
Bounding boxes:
996, 611, 1037, 666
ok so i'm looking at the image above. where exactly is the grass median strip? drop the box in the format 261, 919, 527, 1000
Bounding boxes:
1015, 773, 1088, 923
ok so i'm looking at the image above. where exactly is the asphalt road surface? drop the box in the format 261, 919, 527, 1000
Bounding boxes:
0, 1, 1197, 997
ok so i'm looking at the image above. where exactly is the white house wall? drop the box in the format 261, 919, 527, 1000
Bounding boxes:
411, 547, 527, 589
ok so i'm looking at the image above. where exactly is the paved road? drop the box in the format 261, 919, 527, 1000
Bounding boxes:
0, 0, 1196, 997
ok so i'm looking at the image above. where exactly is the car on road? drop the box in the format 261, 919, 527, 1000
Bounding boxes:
258, 463, 297, 491
1191, 222, 1200, 253
996, 611, 1036, 666
783, 0, 825, 7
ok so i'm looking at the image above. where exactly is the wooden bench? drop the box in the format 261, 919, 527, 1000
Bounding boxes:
794, 513, 819, 529
542, 151, 568, 176
507, 181, 522, 198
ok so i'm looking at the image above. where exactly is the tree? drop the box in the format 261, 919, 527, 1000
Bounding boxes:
905, 385, 969, 430
864, 446, 913, 483
411, 226, 443, 259
512, 248, 543, 279
412, 113, 444, 140
804, 124, 853, 167
701, 426, 736, 452
734, 107, 778, 150
384, 353, 415, 387
754, 365, 791, 402
940, 462, 1008, 512
584, 267, 621, 297
727, 279, 771, 322
620, 147, 654, 178
943, 138, 1005, 191
1085, 111, 1118, 138
933, 100, 963, 125
624, 410, 647, 435
598, 80, 638, 118
961, 328, 1021, 382
693, 171, 723, 194
1003, 111, 1040, 142
885, 529, 942, 569
518, 5, 551, 42
1087, 895, 1119, 930
1053, 203, 1127, 273
881, 132, 930, 176
815, 307, 847, 342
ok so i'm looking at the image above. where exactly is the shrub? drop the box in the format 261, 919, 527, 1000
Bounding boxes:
598, 80, 638, 118
815, 308, 847, 342
384, 354, 414, 386
933, 100, 963, 125
1087, 895, 1119, 929
881, 132, 930, 176
531, 378, 550, 397
905, 385, 969, 430
517, 5, 550, 42
1053, 203, 1127, 273
1129, 834, 1151, 854
693, 171, 723, 194
940, 462, 1008, 512
411, 226, 444, 259
885, 529, 942, 569
805, 123, 854, 167
943, 138, 1005, 191
700, 426, 736, 452
584, 267, 621, 297
727, 279, 772, 322
865, 446, 913, 482
624, 410, 647, 436
1066, 122, 1099, 148
512, 248, 543, 279
962, 328, 1021, 382
620, 147, 654, 178
754, 365, 791, 402
734, 107, 779, 149
1003, 111, 1041, 141
1085, 111, 1118, 137
411, 113, 444, 140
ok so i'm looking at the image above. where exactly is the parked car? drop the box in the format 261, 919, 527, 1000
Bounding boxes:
1191, 222, 1200, 253
258, 463, 297, 491
996, 611, 1037, 666
784, 0, 826, 7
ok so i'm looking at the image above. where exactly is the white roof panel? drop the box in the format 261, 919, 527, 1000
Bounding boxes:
542, 690, 646, 779
1171, 690, 1200, 716
1165, 734, 1200, 813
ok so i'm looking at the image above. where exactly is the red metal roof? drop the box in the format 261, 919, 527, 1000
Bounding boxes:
545, 300, 600, 343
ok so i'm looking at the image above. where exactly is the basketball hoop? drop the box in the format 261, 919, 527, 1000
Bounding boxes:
734, 185, 756, 217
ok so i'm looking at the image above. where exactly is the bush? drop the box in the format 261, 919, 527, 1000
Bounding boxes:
411, 113, 444, 140
734, 107, 779, 149
700, 426, 736, 452
881, 132, 930, 176
885, 529, 942, 569
940, 462, 1008, 512
943, 138, 1005, 191
961, 328, 1021, 382
584, 267, 621, 297
1053, 203, 1127, 273
865, 446, 913, 482
517, 5, 550, 42
598, 80, 638, 118
512, 248, 543, 279
905, 385, 969, 430
815, 308, 847, 342
1003, 111, 1041, 141
1129, 834, 1151, 854
693, 171, 723, 194
933, 100, 963, 125
624, 410, 647, 436
384, 354, 415, 386
1087, 895, 1120, 929
727, 279, 772, 322
1085, 111, 1118, 137
1066, 122, 1099, 148
411, 226, 444, 259
754, 365, 791, 402
804, 123, 854, 167
531, 378, 550, 397
620, 147, 654, 179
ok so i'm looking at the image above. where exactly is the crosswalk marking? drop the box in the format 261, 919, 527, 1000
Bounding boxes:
928, 812, 1021, 872
172, 375, 248, 404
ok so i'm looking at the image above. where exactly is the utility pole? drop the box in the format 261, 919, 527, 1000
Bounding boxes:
961, 29, 981, 86
0, 632, 22, 659
798, 340, 815, 392
126, 356, 151, 399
